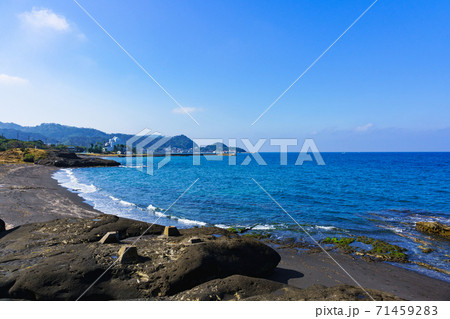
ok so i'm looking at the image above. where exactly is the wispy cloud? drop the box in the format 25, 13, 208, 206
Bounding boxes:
19, 8, 70, 32
172, 107, 202, 114
0, 74, 29, 85
355, 123, 373, 132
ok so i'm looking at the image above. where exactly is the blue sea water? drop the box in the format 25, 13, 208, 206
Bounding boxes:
53, 152, 450, 281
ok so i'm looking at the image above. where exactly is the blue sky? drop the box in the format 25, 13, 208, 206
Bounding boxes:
0, 0, 449, 151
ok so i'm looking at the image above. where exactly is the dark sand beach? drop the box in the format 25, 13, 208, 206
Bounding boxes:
0, 164, 449, 300
0, 164, 101, 228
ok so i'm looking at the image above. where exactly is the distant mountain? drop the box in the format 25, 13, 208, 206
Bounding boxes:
0, 122, 133, 146
153, 134, 198, 153
0, 122, 246, 153
200, 142, 246, 153
0, 128, 49, 142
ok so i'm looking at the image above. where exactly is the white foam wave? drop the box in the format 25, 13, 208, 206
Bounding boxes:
315, 225, 337, 231
108, 195, 135, 207
147, 204, 166, 217
121, 165, 148, 169
155, 211, 167, 218
119, 200, 135, 207
57, 169, 98, 194
253, 224, 275, 230
176, 217, 207, 227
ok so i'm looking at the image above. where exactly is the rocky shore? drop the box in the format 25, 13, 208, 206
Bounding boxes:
0, 164, 449, 301
0, 214, 401, 301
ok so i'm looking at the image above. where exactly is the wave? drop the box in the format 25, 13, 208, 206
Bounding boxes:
120, 165, 149, 169
176, 217, 207, 227
119, 200, 136, 207
54, 169, 98, 194
315, 225, 337, 231
147, 205, 167, 218
253, 224, 275, 230
53, 169, 268, 230
146, 202, 206, 226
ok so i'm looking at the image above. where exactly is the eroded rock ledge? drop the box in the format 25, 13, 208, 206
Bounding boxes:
0, 215, 401, 301
35, 151, 120, 168
416, 221, 450, 240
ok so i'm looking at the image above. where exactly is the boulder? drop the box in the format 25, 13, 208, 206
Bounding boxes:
0, 218, 5, 232
118, 246, 139, 264
99, 231, 120, 244
164, 226, 180, 237
143, 237, 281, 296
416, 222, 450, 240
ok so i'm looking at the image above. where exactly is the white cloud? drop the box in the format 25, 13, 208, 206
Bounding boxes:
0, 74, 29, 85
355, 123, 373, 132
19, 8, 70, 32
172, 107, 202, 114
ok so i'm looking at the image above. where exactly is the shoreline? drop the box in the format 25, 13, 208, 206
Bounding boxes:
0, 164, 449, 300
0, 164, 102, 228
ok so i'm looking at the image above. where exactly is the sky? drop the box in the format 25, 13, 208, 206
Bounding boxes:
0, 0, 449, 151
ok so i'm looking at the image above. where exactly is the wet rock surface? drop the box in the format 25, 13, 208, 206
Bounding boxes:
35, 151, 120, 168
0, 215, 402, 300
416, 222, 450, 240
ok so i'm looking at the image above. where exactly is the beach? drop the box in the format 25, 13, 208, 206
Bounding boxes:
0, 163, 448, 300
0, 164, 101, 228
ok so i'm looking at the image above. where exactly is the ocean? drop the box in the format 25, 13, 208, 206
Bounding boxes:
53, 152, 450, 282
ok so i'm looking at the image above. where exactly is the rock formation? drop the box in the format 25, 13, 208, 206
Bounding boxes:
35, 151, 120, 168
0, 214, 401, 301
416, 221, 450, 240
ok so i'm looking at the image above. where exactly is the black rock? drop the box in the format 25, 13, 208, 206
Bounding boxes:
35, 151, 120, 168
0, 219, 5, 232
144, 236, 281, 296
